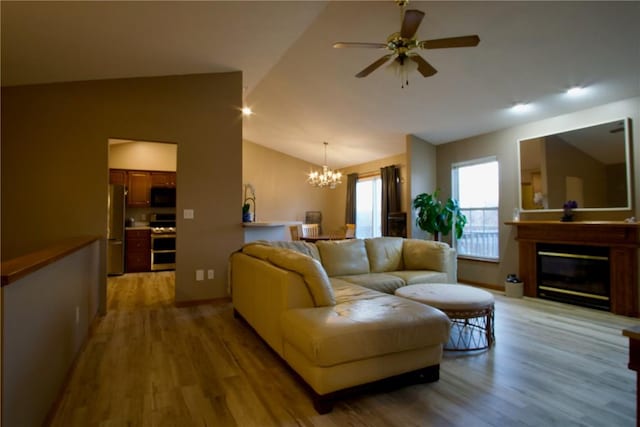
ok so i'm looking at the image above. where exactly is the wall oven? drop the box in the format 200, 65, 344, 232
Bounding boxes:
151, 233, 176, 271
150, 213, 176, 271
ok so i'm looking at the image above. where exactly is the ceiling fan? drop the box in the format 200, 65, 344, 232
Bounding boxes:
333, 0, 480, 84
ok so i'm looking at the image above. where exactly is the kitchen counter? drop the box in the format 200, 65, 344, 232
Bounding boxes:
243, 221, 302, 242
242, 221, 300, 228
125, 226, 151, 230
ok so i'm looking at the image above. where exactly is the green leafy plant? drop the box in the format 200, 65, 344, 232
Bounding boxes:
412, 190, 467, 240
242, 203, 251, 214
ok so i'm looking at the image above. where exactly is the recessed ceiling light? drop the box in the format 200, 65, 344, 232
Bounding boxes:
512, 103, 532, 113
566, 86, 586, 96
241, 106, 253, 116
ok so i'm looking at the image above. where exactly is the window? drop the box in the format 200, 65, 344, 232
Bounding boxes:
355, 176, 382, 238
452, 158, 499, 260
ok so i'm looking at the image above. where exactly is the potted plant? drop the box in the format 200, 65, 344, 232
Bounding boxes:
412, 190, 467, 241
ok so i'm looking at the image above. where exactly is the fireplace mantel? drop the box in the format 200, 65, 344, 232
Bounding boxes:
506, 221, 640, 316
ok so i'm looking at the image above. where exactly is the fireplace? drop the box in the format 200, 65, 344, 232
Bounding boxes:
536, 243, 610, 311
507, 221, 639, 316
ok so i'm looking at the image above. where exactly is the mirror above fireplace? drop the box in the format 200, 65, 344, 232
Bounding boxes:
518, 118, 631, 211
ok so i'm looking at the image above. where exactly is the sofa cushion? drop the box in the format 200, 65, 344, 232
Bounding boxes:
281, 291, 451, 367
335, 273, 406, 294
266, 240, 321, 261
388, 270, 449, 285
330, 280, 388, 304
242, 243, 335, 307
316, 239, 370, 277
402, 239, 450, 272
365, 237, 404, 273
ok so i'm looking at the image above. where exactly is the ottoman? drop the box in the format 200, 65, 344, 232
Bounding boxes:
395, 283, 495, 351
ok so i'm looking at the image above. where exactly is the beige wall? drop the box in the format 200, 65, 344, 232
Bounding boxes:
545, 136, 607, 208
109, 140, 177, 171
2, 241, 100, 427
325, 153, 408, 236
242, 140, 333, 230
436, 97, 639, 288
406, 134, 437, 239
243, 141, 410, 238
1, 72, 243, 303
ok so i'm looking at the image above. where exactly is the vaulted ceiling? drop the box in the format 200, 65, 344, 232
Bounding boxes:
2, 1, 639, 168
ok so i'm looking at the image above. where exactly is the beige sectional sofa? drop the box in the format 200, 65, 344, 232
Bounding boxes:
230, 237, 455, 413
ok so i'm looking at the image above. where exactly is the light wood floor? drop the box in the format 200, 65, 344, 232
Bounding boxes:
50, 272, 640, 426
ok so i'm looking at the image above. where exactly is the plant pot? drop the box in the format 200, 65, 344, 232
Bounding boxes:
561, 208, 573, 222
505, 280, 524, 298
242, 212, 253, 223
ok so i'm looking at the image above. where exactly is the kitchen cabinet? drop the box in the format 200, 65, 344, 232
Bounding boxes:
125, 229, 151, 272
127, 171, 152, 207
109, 169, 127, 186
151, 172, 177, 188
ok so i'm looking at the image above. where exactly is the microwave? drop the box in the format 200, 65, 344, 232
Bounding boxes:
150, 187, 176, 207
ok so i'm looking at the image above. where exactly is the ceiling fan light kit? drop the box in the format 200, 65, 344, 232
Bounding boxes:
334, 1, 480, 87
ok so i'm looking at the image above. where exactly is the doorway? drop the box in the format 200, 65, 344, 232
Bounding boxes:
107, 138, 178, 305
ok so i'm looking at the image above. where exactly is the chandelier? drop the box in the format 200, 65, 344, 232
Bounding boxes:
307, 142, 342, 189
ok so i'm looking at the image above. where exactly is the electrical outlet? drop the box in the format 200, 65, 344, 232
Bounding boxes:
196, 269, 204, 281
75, 306, 80, 324
207, 269, 214, 279
184, 209, 194, 219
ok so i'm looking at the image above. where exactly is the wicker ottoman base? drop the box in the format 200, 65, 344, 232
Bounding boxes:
395, 283, 495, 351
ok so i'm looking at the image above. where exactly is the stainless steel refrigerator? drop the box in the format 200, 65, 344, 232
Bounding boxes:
107, 184, 126, 275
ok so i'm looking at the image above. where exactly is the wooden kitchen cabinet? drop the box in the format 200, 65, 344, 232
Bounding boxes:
109, 169, 127, 186
127, 171, 152, 207
151, 172, 177, 188
125, 229, 151, 272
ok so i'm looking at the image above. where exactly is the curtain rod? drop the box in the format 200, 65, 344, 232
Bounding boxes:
357, 163, 405, 179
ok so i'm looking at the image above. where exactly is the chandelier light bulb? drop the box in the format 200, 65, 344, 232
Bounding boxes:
307, 142, 342, 189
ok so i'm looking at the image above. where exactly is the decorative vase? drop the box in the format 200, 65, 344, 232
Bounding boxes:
243, 212, 252, 223
561, 208, 573, 222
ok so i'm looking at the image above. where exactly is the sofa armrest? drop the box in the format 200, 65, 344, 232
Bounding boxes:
403, 239, 458, 283
230, 252, 314, 356
446, 247, 457, 283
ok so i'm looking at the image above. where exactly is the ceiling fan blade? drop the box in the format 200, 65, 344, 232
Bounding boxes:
409, 55, 437, 77
333, 42, 387, 49
355, 54, 394, 78
419, 35, 480, 49
400, 9, 425, 39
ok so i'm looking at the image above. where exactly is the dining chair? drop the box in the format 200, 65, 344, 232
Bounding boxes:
345, 223, 356, 238
301, 223, 319, 238
329, 223, 356, 240
289, 225, 301, 241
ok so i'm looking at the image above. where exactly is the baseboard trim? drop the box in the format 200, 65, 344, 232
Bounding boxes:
458, 279, 504, 292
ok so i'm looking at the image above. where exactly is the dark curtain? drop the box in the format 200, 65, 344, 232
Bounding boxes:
345, 173, 358, 224
381, 165, 401, 236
